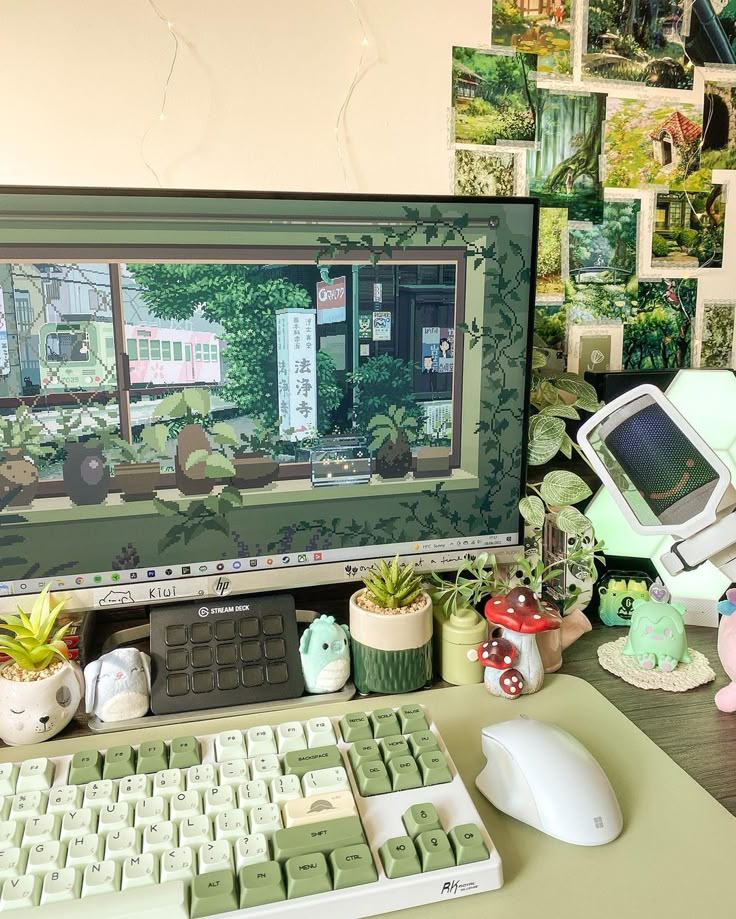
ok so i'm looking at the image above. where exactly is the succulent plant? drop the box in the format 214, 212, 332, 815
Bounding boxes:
363, 555, 424, 610
0, 585, 71, 672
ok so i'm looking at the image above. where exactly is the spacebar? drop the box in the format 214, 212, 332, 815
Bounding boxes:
27, 882, 189, 919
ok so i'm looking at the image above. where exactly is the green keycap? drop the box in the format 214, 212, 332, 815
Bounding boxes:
355, 760, 392, 796
191, 868, 238, 918
388, 755, 422, 791
239, 861, 286, 908
449, 824, 489, 865
418, 750, 452, 786
285, 852, 332, 899
340, 712, 372, 743
398, 704, 428, 735
69, 750, 102, 785
330, 843, 378, 890
403, 803, 442, 838
408, 731, 438, 757
284, 745, 343, 778
380, 735, 410, 761
370, 708, 400, 738
379, 836, 422, 879
170, 736, 201, 770
416, 829, 455, 872
136, 740, 168, 775
349, 740, 381, 770
273, 816, 365, 862
102, 745, 136, 781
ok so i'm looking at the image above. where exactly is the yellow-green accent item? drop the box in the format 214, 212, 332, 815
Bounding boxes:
330, 843, 378, 889
355, 759, 392, 796
416, 829, 455, 871
0, 583, 71, 672
69, 750, 102, 785
380, 836, 422, 878
169, 735, 201, 769
136, 740, 168, 774
238, 861, 286, 908
403, 803, 442, 838
389, 755, 423, 790
398, 704, 428, 734
381, 735, 411, 760
349, 739, 381, 769
191, 869, 238, 918
449, 823, 490, 865
623, 596, 691, 672
408, 731, 439, 756
283, 745, 342, 777
339, 711, 372, 742
285, 852, 332, 899
433, 606, 487, 684
418, 750, 452, 785
370, 708, 400, 737
103, 745, 136, 780
272, 816, 365, 862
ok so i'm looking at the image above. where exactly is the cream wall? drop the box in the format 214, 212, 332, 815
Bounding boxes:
0, 0, 489, 194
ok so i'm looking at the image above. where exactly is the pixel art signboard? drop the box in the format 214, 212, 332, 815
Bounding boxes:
276, 308, 317, 440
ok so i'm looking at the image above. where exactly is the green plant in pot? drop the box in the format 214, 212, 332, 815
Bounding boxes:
105, 424, 169, 501
349, 555, 433, 694
232, 419, 280, 489
368, 405, 421, 479
0, 406, 52, 507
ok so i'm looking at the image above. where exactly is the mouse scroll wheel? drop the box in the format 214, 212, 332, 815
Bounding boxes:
518, 714, 529, 720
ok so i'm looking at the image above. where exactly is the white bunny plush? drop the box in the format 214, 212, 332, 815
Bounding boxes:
84, 648, 151, 722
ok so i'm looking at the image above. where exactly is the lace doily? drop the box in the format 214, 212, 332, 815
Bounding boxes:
597, 637, 716, 691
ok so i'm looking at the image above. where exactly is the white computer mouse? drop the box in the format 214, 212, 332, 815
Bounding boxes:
477, 716, 623, 846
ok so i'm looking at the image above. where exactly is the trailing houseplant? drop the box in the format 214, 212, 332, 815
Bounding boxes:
349, 555, 433, 694
0, 406, 53, 506
0, 585, 84, 745
368, 405, 421, 479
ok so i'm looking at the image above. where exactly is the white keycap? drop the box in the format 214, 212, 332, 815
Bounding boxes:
248, 803, 282, 838
198, 839, 233, 874
306, 717, 336, 748
0, 799, 8, 821
303, 766, 350, 796
0, 820, 22, 851
0, 847, 27, 881
118, 774, 150, 803
47, 784, 83, 814
186, 764, 217, 791
40, 866, 82, 904
234, 833, 269, 871
22, 813, 61, 845
160, 846, 195, 886
214, 731, 246, 762
121, 852, 158, 889
83, 780, 117, 810
277, 721, 307, 754
270, 774, 302, 805
105, 827, 140, 861
218, 760, 248, 787
250, 754, 281, 781
65, 833, 104, 866
214, 808, 248, 842
178, 815, 212, 848
1, 874, 41, 909
10, 790, 47, 819
203, 785, 236, 816
26, 840, 67, 875
142, 821, 176, 855
0, 763, 18, 797
98, 802, 133, 834
61, 808, 97, 840
237, 780, 269, 812
82, 859, 120, 897
153, 769, 184, 798
283, 790, 358, 827
17, 758, 55, 793
169, 790, 202, 821
134, 796, 168, 827
246, 725, 277, 757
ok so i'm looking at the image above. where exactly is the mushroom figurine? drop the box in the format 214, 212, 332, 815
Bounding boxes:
469, 587, 562, 698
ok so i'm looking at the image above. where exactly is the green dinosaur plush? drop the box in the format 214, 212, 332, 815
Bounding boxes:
623, 598, 690, 672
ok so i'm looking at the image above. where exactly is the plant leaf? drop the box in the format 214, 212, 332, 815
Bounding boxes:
540, 470, 592, 506
210, 423, 239, 447
527, 415, 565, 466
540, 403, 580, 420
553, 506, 592, 536
185, 449, 210, 471
183, 388, 211, 416
204, 454, 236, 478
519, 495, 546, 529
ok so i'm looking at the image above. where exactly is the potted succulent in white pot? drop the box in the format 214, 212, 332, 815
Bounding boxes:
0, 585, 84, 745
349, 555, 433, 694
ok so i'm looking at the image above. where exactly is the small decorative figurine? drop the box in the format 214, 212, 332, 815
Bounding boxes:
715, 588, 736, 713
469, 586, 561, 698
84, 648, 151, 722
299, 615, 350, 693
598, 573, 652, 626
623, 582, 690, 672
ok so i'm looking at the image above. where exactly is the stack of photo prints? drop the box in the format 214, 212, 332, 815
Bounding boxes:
453, 0, 736, 373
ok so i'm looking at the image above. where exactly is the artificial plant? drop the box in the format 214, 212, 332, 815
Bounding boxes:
0, 585, 71, 672
362, 554, 425, 611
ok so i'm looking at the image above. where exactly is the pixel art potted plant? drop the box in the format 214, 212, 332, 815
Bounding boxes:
232, 420, 280, 489
105, 424, 169, 501
349, 555, 433, 694
0, 585, 84, 745
0, 406, 52, 507
368, 405, 421, 479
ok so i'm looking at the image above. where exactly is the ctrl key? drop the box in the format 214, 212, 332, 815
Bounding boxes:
239, 860, 286, 907
191, 869, 238, 918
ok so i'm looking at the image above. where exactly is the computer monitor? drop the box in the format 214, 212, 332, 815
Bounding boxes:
0, 187, 538, 613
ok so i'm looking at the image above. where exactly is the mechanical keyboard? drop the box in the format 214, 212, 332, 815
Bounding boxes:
0, 703, 502, 917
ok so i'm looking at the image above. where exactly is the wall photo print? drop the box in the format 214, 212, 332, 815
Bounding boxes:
696, 300, 736, 367
491, 0, 572, 74
652, 185, 726, 268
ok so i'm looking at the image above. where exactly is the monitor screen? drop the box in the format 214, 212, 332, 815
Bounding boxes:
0, 188, 537, 612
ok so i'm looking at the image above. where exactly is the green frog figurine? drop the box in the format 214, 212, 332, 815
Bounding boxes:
623, 581, 690, 672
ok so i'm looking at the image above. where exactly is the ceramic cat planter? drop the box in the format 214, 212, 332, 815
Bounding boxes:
0, 661, 84, 745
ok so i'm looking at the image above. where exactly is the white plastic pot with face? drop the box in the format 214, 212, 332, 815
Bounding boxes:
0, 662, 84, 745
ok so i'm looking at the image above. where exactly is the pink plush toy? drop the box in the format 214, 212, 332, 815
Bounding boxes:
715, 588, 736, 713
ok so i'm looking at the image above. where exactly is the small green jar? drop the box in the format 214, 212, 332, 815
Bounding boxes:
434, 606, 487, 685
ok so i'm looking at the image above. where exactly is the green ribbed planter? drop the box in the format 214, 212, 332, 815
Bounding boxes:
351, 638, 433, 694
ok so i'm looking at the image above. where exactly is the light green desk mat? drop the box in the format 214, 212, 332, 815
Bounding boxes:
4, 674, 734, 918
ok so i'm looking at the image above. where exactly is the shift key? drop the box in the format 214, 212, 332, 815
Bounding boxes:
273, 816, 365, 862
283, 745, 343, 778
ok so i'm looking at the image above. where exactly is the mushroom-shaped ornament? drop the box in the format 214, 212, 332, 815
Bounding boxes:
480, 587, 561, 698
